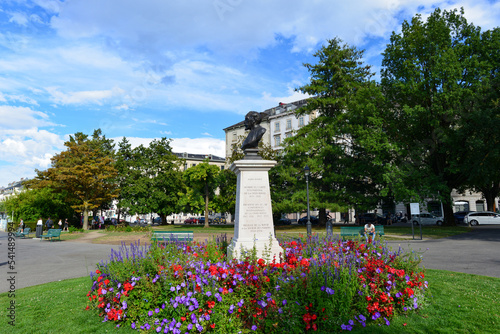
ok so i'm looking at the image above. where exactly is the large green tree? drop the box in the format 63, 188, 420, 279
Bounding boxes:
32, 130, 119, 229
2, 187, 74, 223
381, 8, 497, 224
278, 38, 391, 225
458, 27, 500, 211
116, 138, 184, 223
181, 161, 220, 228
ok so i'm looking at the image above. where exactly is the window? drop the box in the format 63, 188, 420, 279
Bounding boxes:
286, 119, 292, 130
232, 132, 237, 142
298, 116, 305, 127
285, 132, 292, 139
274, 134, 281, 146
274, 122, 280, 132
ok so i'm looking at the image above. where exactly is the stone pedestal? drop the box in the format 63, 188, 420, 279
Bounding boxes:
227, 158, 284, 262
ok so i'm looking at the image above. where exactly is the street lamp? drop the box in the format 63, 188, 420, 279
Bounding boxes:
304, 165, 311, 237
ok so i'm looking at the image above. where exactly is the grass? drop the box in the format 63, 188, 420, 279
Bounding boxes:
48, 224, 473, 244
1, 269, 498, 333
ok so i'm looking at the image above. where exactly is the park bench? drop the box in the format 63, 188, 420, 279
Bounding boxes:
340, 225, 385, 238
40, 228, 62, 242
14, 227, 31, 238
151, 231, 194, 243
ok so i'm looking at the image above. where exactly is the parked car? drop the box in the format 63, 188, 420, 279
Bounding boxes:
213, 216, 227, 224
153, 217, 163, 224
464, 211, 500, 226
275, 217, 292, 226
198, 217, 213, 224
454, 211, 474, 224
298, 216, 319, 225
130, 219, 148, 227
411, 213, 443, 226
184, 217, 198, 224
357, 213, 389, 225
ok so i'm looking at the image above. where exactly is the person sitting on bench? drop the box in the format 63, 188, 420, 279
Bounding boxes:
364, 223, 376, 243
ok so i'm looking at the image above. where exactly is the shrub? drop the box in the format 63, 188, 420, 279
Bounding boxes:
86, 235, 428, 333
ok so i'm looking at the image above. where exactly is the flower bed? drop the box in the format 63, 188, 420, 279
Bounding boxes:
86, 234, 428, 333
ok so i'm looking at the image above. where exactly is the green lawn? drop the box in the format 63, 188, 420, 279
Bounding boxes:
1, 269, 498, 333
54, 224, 473, 244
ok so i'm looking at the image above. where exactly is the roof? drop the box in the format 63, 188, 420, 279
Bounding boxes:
174, 152, 225, 162
223, 98, 310, 132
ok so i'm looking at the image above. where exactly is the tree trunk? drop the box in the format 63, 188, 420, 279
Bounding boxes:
83, 207, 89, 230
318, 208, 327, 227
481, 183, 500, 212
442, 201, 455, 226
204, 182, 209, 228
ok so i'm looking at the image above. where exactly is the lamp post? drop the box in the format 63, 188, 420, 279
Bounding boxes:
304, 165, 311, 237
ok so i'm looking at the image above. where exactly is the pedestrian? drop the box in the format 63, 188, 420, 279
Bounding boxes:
58, 219, 63, 229
364, 223, 376, 243
64, 218, 69, 231
19, 219, 24, 232
45, 217, 53, 230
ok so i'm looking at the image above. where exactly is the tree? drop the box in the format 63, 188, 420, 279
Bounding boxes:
181, 161, 220, 228
381, 8, 496, 224
458, 27, 500, 211
31, 130, 119, 230
116, 138, 184, 224
278, 38, 391, 225
2, 187, 75, 223
213, 168, 237, 220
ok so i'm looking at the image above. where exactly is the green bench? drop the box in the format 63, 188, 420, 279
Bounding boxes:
340, 225, 385, 238
40, 229, 62, 242
151, 231, 194, 243
14, 227, 31, 238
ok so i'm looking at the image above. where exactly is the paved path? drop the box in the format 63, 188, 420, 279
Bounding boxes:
1, 225, 499, 293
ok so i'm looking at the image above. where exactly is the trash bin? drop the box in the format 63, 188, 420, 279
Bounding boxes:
36, 225, 43, 238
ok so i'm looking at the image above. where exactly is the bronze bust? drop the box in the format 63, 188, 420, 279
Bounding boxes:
241, 111, 266, 150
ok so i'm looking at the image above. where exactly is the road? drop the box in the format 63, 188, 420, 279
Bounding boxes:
1, 225, 499, 293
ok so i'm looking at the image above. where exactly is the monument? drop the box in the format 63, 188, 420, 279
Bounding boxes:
227, 111, 284, 262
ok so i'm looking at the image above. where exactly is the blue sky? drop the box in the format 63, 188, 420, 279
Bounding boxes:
0, 0, 499, 187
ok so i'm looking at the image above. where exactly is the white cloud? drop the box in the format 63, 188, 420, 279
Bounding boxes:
46, 87, 125, 105
0, 105, 54, 130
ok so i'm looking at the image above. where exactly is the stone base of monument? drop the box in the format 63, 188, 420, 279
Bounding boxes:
227, 158, 284, 262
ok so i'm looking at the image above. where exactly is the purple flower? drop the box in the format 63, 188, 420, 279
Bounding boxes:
384, 317, 390, 326
251, 325, 258, 331
131, 322, 136, 329
148, 311, 153, 317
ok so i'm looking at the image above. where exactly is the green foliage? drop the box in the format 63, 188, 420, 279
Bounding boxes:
180, 160, 220, 228
213, 169, 237, 217
380, 8, 499, 223
2, 187, 74, 222
277, 38, 391, 220
30, 129, 119, 229
115, 137, 185, 221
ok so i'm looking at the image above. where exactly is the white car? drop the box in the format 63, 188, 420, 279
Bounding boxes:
411, 213, 443, 226
464, 211, 500, 226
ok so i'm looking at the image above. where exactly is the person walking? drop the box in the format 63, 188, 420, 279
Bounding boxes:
19, 219, 25, 232
64, 218, 69, 231
45, 217, 53, 230
58, 219, 63, 229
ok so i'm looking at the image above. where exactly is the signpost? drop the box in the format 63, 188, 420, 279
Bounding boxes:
409, 203, 422, 240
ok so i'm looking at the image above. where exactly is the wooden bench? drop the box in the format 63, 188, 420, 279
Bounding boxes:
14, 227, 31, 238
340, 226, 385, 238
151, 231, 194, 243
40, 228, 62, 242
